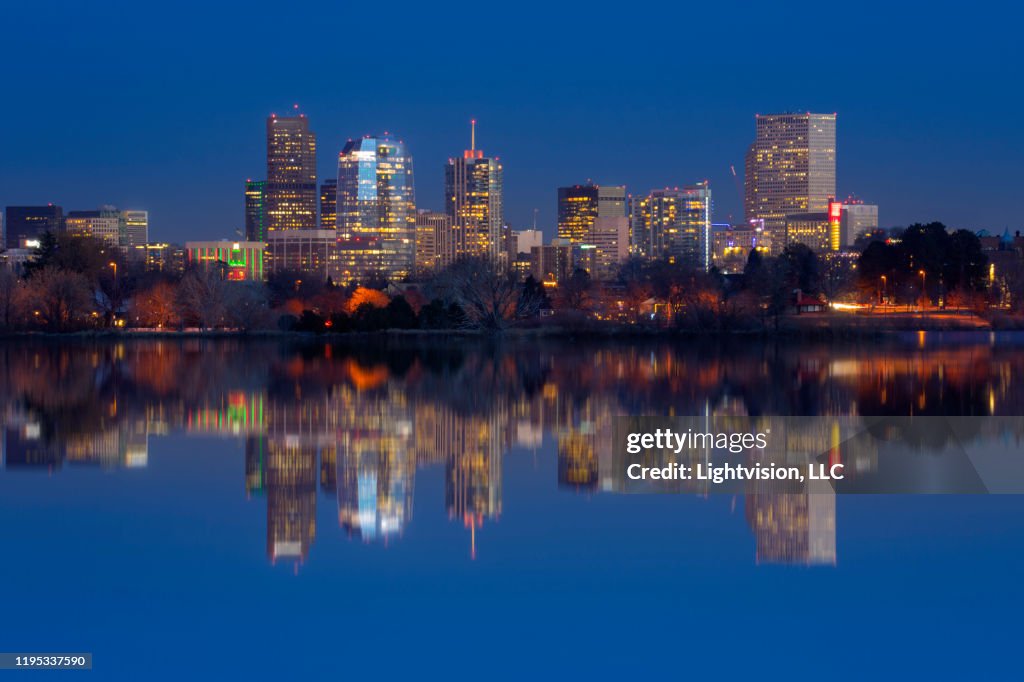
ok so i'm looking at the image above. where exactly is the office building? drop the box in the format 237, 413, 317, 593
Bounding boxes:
445, 121, 504, 263
64, 207, 121, 244
531, 240, 576, 284
711, 222, 770, 274
266, 230, 335, 280
265, 113, 318, 233
744, 113, 837, 252
4, 205, 63, 249
784, 213, 831, 253
557, 184, 626, 241
336, 134, 416, 282
121, 210, 148, 247
414, 210, 452, 276
245, 180, 267, 242
514, 229, 543, 254
841, 200, 878, 246
185, 240, 265, 281
631, 183, 712, 269
319, 179, 337, 230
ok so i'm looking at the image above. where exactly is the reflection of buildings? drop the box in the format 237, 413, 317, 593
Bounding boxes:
335, 399, 415, 542
9, 339, 1024, 569
265, 438, 317, 563
745, 481, 836, 566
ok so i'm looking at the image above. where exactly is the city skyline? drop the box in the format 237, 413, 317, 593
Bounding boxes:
1, 2, 1020, 243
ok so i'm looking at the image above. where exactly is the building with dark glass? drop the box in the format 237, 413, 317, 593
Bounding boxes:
319, 179, 337, 231
244, 180, 267, 242
4, 204, 63, 249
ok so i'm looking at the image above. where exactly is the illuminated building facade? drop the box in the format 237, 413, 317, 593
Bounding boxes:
445, 122, 504, 263
265, 438, 317, 563
557, 184, 628, 279
244, 180, 267, 242
557, 184, 625, 239
131, 242, 184, 273
319, 179, 337, 230
265, 113, 318, 233
266, 230, 334, 279
336, 134, 416, 282
414, 210, 452, 276
744, 113, 836, 252
631, 183, 712, 269
784, 213, 831, 253
712, 221, 770, 274
4, 205, 63, 249
64, 207, 121, 245
121, 210, 148, 248
185, 240, 265, 281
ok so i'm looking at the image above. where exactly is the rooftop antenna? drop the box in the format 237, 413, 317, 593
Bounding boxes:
471, 119, 476, 152
533, 208, 538, 231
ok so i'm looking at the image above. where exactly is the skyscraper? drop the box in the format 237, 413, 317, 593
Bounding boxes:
557, 184, 626, 241
4, 205, 63, 249
631, 183, 712, 269
319, 179, 337, 230
744, 113, 836, 252
445, 121, 504, 263
557, 184, 628, 278
335, 134, 416, 282
244, 180, 267, 242
415, 210, 452, 276
120, 210, 148, 247
265, 112, 317, 233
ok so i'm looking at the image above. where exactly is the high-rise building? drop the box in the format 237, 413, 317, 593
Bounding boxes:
336, 134, 416, 282
445, 121, 504, 263
841, 200, 879, 246
631, 183, 712, 269
4, 205, 63, 249
557, 184, 625, 239
265, 113, 317, 233
414, 210, 452, 276
244, 180, 267, 242
121, 210, 148, 247
65, 207, 121, 244
744, 113, 837, 252
319, 179, 337, 230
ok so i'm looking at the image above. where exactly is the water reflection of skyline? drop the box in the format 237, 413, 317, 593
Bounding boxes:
2, 337, 1022, 567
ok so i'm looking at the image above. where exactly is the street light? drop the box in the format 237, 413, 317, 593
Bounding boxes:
880, 275, 887, 306
109, 261, 117, 279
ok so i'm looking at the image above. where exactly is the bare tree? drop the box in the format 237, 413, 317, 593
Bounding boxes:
0, 269, 25, 330
26, 267, 94, 331
131, 281, 180, 328
434, 257, 518, 331
225, 282, 273, 331
177, 268, 229, 329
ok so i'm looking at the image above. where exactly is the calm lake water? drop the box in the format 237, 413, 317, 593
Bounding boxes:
1, 335, 1022, 679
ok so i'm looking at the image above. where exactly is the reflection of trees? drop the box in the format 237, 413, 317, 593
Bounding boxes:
3, 337, 1024, 471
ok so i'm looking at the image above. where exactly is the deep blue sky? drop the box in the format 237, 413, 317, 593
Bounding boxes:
2, 0, 1021, 242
